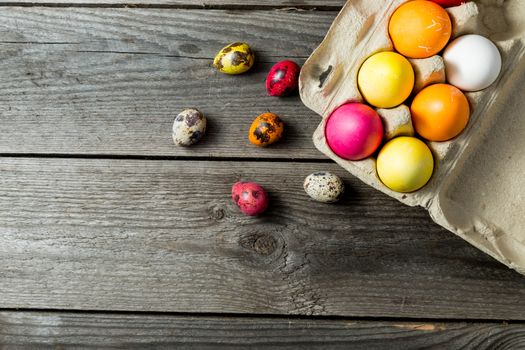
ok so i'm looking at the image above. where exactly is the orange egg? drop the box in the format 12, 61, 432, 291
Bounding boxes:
249, 112, 284, 147
411, 84, 470, 142
389, 0, 452, 59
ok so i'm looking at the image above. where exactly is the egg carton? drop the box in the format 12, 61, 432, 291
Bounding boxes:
299, 0, 525, 274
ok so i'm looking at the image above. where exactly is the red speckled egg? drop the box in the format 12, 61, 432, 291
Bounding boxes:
266, 60, 301, 97
232, 181, 269, 216
429, 0, 468, 7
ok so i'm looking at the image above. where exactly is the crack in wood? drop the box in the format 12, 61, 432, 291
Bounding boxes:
276, 227, 326, 316
72, 50, 309, 62
0, 41, 81, 45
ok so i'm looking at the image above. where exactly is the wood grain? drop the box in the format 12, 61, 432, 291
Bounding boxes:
0, 7, 335, 158
0, 0, 345, 7
0, 157, 524, 319
1, 312, 525, 349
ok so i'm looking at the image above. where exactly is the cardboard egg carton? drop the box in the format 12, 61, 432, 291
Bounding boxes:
299, 0, 525, 274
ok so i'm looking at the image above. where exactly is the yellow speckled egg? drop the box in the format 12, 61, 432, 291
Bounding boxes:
358, 51, 414, 108
213, 42, 255, 75
376, 137, 434, 193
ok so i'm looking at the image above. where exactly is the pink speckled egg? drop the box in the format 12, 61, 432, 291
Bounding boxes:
266, 60, 301, 97
325, 103, 383, 160
232, 181, 269, 216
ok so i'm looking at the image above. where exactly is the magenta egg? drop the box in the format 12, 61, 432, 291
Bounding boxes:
232, 181, 269, 216
266, 60, 301, 97
325, 103, 383, 160
429, 0, 468, 8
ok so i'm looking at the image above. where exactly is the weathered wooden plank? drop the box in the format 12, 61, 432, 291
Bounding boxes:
0, 55, 322, 158
0, 157, 524, 319
0, 7, 335, 158
0, 8, 333, 59
1, 312, 525, 349
0, 0, 345, 7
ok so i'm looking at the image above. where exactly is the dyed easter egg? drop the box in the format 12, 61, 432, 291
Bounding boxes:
358, 51, 414, 108
232, 181, 269, 216
266, 60, 301, 97
325, 103, 383, 161
389, 0, 452, 58
249, 112, 284, 147
213, 42, 254, 75
172, 108, 207, 146
411, 83, 470, 141
430, 0, 468, 7
377, 137, 434, 193
303, 172, 345, 203
443, 34, 502, 91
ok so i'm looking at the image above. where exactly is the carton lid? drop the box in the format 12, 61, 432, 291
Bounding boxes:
432, 35, 525, 273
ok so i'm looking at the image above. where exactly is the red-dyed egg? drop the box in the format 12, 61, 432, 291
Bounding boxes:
429, 0, 468, 7
232, 181, 269, 216
325, 103, 383, 161
266, 60, 300, 97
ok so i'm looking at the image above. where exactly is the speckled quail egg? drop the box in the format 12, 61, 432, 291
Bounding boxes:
303, 172, 345, 203
232, 181, 269, 216
172, 108, 207, 146
213, 42, 255, 75
266, 60, 301, 97
248, 112, 284, 147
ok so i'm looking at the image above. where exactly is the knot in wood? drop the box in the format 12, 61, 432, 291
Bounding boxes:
210, 207, 225, 220
239, 233, 278, 256
253, 234, 277, 256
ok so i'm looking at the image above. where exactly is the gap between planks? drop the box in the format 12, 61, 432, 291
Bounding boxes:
2, 308, 525, 325
0, 153, 333, 163
0, 2, 344, 10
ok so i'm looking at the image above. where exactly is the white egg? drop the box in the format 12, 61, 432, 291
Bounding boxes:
172, 108, 207, 147
443, 34, 502, 92
303, 172, 345, 203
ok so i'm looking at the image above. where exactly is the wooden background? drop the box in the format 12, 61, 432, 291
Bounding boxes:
0, 0, 524, 348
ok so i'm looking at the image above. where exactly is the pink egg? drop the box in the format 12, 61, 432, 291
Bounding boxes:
429, 0, 468, 8
232, 181, 269, 216
325, 103, 383, 160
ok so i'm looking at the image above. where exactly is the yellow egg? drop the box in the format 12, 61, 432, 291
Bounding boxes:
376, 137, 434, 193
357, 52, 414, 108
213, 42, 255, 75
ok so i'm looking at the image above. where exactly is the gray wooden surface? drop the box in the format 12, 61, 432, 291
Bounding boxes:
0, 7, 335, 158
2, 312, 524, 349
0, 0, 524, 348
1, 157, 524, 319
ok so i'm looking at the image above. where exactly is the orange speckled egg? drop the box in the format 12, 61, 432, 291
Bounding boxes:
249, 112, 284, 147
389, 0, 452, 59
411, 84, 470, 142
